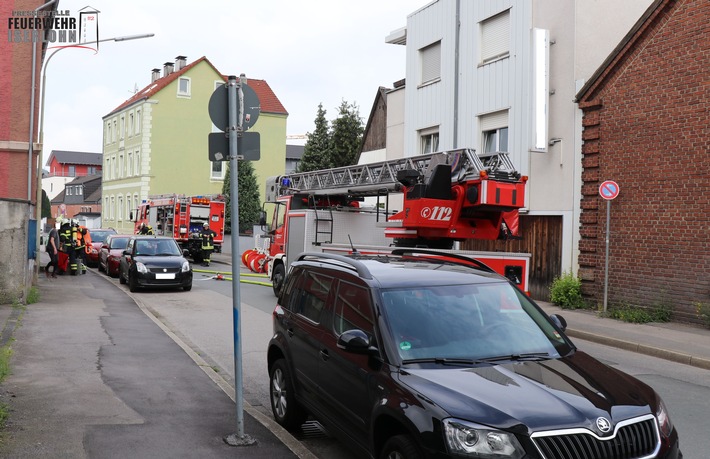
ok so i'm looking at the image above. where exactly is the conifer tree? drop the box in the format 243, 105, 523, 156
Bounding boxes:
330, 100, 364, 168
298, 103, 332, 172
222, 160, 262, 234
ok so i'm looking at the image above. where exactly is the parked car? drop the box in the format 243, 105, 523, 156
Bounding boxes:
119, 236, 192, 292
98, 234, 131, 277
86, 228, 117, 267
267, 250, 682, 459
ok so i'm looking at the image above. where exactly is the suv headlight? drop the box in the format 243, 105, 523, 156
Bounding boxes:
181, 261, 190, 272
136, 262, 148, 274
443, 419, 524, 458
656, 399, 673, 438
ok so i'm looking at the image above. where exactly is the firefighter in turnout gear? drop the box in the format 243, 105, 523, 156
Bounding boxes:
138, 222, 154, 235
199, 222, 217, 266
65, 220, 79, 275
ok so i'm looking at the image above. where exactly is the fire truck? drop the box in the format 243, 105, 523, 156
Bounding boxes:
133, 194, 226, 262
243, 148, 531, 296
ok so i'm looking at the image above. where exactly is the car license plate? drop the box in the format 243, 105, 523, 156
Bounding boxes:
155, 273, 175, 280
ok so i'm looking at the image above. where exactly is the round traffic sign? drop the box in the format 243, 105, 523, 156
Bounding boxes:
599, 180, 620, 200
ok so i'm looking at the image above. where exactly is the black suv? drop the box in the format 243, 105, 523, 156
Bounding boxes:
267, 250, 681, 459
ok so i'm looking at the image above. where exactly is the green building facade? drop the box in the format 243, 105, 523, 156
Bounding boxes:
101, 56, 287, 233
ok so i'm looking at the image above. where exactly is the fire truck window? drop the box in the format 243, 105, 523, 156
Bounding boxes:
272, 203, 286, 233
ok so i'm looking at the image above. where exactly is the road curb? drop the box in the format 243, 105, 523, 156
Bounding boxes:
566, 328, 710, 371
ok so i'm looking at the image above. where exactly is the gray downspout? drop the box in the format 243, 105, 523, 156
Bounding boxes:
453, 0, 461, 148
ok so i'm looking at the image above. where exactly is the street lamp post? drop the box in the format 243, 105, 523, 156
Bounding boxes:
34, 33, 154, 280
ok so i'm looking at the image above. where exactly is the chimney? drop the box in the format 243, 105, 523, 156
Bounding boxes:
151, 68, 161, 83
175, 55, 187, 70
163, 62, 174, 77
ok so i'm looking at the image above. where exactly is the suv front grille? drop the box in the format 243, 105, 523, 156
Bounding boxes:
532, 415, 659, 459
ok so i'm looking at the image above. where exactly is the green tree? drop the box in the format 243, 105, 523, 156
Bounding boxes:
222, 160, 262, 234
41, 189, 51, 219
330, 100, 363, 168
298, 103, 332, 172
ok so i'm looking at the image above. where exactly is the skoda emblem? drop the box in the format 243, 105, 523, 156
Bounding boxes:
163, 268, 167, 272
596, 417, 612, 434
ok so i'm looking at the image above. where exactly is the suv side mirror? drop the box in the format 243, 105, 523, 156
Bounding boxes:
549, 314, 567, 332
337, 329, 374, 354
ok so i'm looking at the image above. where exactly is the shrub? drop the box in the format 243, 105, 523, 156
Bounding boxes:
605, 301, 672, 324
695, 302, 710, 329
549, 272, 585, 309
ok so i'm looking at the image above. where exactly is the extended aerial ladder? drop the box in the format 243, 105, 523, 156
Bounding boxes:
266, 148, 527, 244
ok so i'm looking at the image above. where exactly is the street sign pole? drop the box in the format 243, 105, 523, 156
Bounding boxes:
599, 180, 620, 314
225, 75, 255, 447
603, 199, 610, 313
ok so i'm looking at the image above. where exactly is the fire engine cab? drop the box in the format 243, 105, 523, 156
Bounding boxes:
243, 149, 532, 296
134, 194, 226, 262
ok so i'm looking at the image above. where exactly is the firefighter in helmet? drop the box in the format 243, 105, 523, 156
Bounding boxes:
199, 222, 217, 266
138, 222, 154, 235
68, 220, 80, 275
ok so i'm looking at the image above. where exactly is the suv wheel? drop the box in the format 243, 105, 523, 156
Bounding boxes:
381, 435, 422, 459
269, 359, 306, 430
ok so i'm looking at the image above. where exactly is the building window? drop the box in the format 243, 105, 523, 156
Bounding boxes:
419, 41, 441, 85
67, 187, 73, 196
68, 165, 76, 177
178, 77, 191, 97
126, 195, 132, 222
77, 185, 83, 196
211, 161, 224, 180
135, 150, 140, 175
119, 154, 124, 178
136, 110, 141, 134
480, 110, 509, 153
480, 10, 510, 64
127, 152, 133, 176
118, 196, 123, 221
419, 127, 440, 154
129, 113, 134, 137
107, 123, 111, 144
113, 120, 117, 142
110, 196, 115, 220
120, 116, 125, 140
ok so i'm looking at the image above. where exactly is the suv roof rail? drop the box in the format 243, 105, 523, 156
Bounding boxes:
296, 252, 373, 279
389, 248, 496, 274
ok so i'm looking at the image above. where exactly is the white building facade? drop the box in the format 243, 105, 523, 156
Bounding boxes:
386, 0, 651, 284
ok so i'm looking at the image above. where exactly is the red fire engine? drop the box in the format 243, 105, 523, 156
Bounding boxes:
242, 149, 532, 296
134, 194, 226, 262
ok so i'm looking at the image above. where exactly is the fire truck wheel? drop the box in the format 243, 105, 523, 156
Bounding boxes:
272, 263, 286, 297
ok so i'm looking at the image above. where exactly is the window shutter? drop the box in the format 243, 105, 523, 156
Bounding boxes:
420, 41, 441, 84
480, 110, 509, 132
481, 10, 510, 63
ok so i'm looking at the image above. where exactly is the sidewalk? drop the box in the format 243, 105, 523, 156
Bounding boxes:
0, 261, 314, 458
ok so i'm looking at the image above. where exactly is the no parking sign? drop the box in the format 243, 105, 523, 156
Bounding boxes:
599, 180, 620, 200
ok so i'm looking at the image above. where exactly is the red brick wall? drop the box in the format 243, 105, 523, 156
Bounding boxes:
0, 0, 44, 202
578, 0, 710, 323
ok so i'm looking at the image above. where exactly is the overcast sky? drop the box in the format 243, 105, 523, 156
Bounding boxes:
38, 0, 426, 166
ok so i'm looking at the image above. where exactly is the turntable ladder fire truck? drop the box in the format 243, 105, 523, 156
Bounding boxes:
246, 148, 531, 296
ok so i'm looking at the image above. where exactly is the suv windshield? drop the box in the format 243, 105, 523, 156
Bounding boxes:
380, 282, 572, 362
